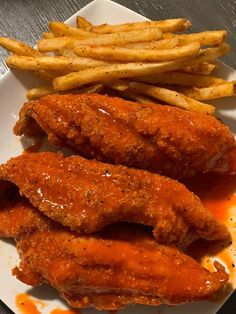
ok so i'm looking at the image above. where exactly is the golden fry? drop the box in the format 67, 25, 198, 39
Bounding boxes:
191, 43, 230, 64
121, 90, 158, 104
31, 70, 62, 81
178, 82, 236, 100
53, 61, 189, 90
164, 30, 227, 46
91, 18, 191, 33
134, 72, 224, 87
49, 21, 95, 37
66, 28, 163, 48
128, 81, 215, 114
105, 79, 130, 91
74, 43, 200, 62
76, 16, 93, 31
78, 83, 104, 94
42, 32, 54, 39
0, 37, 41, 56
123, 38, 179, 50
181, 62, 217, 75
27, 83, 104, 100
6, 54, 114, 71
37, 36, 79, 52
60, 48, 77, 57
53, 44, 229, 91
38, 27, 163, 52
27, 85, 56, 100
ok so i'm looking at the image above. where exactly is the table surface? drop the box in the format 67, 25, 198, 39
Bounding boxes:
0, 0, 235, 313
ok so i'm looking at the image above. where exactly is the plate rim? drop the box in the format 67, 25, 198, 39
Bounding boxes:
0, 1, 235, 313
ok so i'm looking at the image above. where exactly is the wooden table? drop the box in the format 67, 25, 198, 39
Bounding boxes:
0, 0, 235, 313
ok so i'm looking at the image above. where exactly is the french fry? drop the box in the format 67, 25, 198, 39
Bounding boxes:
66, 28, 163, 49
123, 38, 179, 50
26, 83, 104, 100
6, 55, 114, 71
105, 80, 130, 91
177, 82, 236, 100
91, 18, 191, 33
38, 27, 163, 52
74, 42, 200, 62
134, 72, 224, 87
78, 83, 104, 94
0, 37, 41, 56
121, 90, 157, 104
181, 62, 217, 75
49, 21, 95, 37
27, 85, 56, 100
32, 70, 62, 81
0, 38, 63, 81
181, 43, 229, 68
105, 80, 158, 104
128, 81, 215, 114
164, 30, 227, 47
37, 37, 80, 52
60, 48, 77, 57
42, 32, 54, 39
0, 15, 230, 112
76, 16, 92, 31
53, 44, 230, 91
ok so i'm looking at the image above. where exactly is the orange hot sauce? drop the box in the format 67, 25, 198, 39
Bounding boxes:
185, 173, 236, 222
185, 173, 236, 272
51, 309, 81, 314
15, 293, 45, 314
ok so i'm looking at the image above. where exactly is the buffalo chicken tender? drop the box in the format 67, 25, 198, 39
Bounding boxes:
14, 93, 236, 179
0, 152, 230, 248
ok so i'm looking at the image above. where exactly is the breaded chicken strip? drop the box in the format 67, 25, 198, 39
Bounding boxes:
0, 187, 229, 309
14, 226, 229, 310
14, 94, 235, 179
0, 152, 229, 248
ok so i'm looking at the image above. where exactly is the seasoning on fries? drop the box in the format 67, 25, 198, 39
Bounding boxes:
0, 16, 235, 113
74, 42, 200, 62
177, 82, 236, 100
90, 18, 191, 33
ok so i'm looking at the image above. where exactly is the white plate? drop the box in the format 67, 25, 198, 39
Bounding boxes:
0, 0, 236, 313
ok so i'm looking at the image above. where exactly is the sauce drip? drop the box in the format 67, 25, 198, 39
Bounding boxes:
15, 293, 45, 314
185, 173, 236, 222
51, 309, 81, 314
185, 173, 236, 277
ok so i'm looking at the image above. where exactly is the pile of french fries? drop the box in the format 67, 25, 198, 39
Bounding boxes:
1, 16, 235, 114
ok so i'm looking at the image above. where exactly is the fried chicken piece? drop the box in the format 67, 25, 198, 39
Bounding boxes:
14, 93, 235, 179
14, 225, 229, 310
0, 152, 229, 248
0, 182, 53, 239
0, 188, 229, 309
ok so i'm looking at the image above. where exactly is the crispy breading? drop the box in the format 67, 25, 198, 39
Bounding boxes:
14, 94, 235, 179
14, 225, 229, 310
0, 182, 52, 239
0, 152, 229, 248
0, 182, 229, 310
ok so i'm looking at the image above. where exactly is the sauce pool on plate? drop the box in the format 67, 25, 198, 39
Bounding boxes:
15, 293, 46, 314
185, 173, 236, 222
50, 308, 81, 314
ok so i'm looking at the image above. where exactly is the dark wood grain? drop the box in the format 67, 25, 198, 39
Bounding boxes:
0, 1, 235, 313
1, 0, 236, 74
